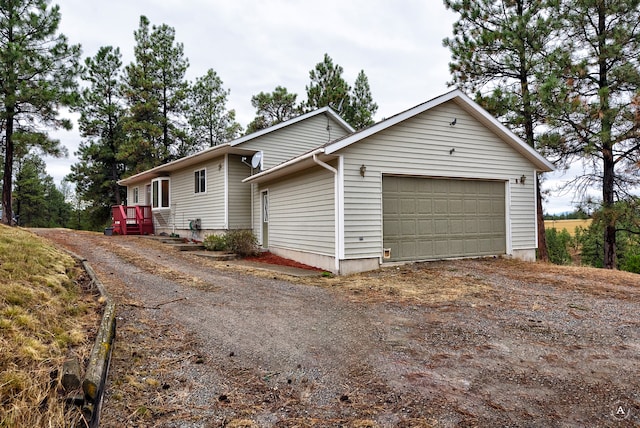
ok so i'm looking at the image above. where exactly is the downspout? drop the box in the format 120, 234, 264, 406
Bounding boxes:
312, 152, 336, 174
312, 153, 341, 273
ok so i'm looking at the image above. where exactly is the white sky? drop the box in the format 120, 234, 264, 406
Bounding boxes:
46, 0, 582, 214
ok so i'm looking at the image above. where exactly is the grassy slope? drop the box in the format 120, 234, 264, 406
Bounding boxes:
0, 225, 96, 427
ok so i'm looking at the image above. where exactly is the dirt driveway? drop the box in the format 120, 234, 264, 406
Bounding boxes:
34, 229, 639, 427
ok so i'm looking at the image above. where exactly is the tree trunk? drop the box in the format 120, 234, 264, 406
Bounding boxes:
602, 145, 616, 269
597, 4, 616, 269
535, 174, 549, 262
2, 113, 14, 225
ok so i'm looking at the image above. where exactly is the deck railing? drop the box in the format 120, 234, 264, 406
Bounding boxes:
111, 205, 154, 235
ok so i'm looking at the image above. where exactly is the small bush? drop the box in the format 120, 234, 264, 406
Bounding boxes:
203, 234, 227, 251
226, 230, 259, 257
620, 253, 640, 274
546, 228, 573, 265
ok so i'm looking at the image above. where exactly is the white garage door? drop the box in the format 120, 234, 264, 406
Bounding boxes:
383, 176, 506, 262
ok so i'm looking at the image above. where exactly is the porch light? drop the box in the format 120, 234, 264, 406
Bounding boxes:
359, 164, 366, 177
520, 174, 526, 185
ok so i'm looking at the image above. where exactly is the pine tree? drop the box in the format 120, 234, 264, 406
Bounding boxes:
120, 16, 189, 172
185, 69, 241, 152
540, 0, 640, 269
346, 70, 378, 130
246, 86, 301, 134
443, 0, 560, 261
305, 53, 351, 114
0, 0, 81, 225
14, 155, 46, 226
305, 54, 378, 129
69, 46, 126, 226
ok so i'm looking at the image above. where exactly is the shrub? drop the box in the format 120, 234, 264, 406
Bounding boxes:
203, 234, 227, 251
620, 252, 640, 274
546, 228, 573, 265
226, 230, 259, 257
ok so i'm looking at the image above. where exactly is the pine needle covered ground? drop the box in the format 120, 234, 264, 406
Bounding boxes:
0, 225, 101, 427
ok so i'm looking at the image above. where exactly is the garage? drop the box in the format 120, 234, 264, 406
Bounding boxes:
382, 176, 506, 262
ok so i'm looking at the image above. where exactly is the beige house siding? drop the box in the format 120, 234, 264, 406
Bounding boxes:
263, 165, 335, 256
126, 185, 138, 206
252, 183, 263, 245
340, 101, 538, 260
168, 157, 226, 231
227, 154, 253, 229
239, 114, 349, 169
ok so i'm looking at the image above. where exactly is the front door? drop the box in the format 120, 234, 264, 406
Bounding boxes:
261, 190, 269, 248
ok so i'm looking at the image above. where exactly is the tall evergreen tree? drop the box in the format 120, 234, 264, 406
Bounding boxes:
346, 70, 378, 130
0, 0, 81, 225
185, 69, 241, 152
305, 54, 378, 130
151, 21, 189, 159
120, 16, 161, 172
120, 16, 189, 172
540, 0, 640, 269
69, 45, 126, 227
14, 155, 45, 226
305, 53, 351, 114
246, 86, 301, 134
443, 0, 559, 261
15, 155, 70, 227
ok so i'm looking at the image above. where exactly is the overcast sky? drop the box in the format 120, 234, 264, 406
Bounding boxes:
46, 0, 581, 213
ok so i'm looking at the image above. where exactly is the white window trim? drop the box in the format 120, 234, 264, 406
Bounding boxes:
133, 186, 139, 204
194, 168, 207, 194
151, 177, 171, 210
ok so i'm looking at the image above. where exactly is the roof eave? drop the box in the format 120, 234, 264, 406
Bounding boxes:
230, 107, 354, 148
117, 144, 257, 186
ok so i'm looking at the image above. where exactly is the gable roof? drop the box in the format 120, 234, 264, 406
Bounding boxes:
229, 106, 354, 147
118, 107, 353, 186
244, 89, 555, 184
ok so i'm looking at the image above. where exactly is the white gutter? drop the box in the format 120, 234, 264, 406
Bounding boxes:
312, 153, 341, 273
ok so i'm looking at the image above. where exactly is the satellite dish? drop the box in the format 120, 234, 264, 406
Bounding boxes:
251, 151, 263, 169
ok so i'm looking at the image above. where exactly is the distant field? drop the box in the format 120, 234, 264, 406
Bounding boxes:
544, 219, 592, 235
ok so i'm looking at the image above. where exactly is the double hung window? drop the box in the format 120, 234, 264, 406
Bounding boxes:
152, 178, 170, 209
195, 169, 206, 194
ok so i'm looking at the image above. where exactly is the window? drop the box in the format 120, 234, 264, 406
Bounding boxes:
194, 169, 206, 194
151, 178, 170, 209
133, 187, 139, 204
262, 191, 269, 223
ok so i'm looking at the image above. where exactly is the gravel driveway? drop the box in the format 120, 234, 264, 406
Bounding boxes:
34, 229, 639, 427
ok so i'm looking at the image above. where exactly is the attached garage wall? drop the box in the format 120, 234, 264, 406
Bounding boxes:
382, 176, 506, 261
341, 100, 538, 261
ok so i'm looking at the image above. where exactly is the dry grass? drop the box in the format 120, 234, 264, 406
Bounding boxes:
307, 262, 494, 304
544, 219, 592, 236
0, 225, 100, 427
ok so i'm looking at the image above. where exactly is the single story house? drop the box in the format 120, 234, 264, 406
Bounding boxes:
117, 107, 354, 237
244, 89, 554, 274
